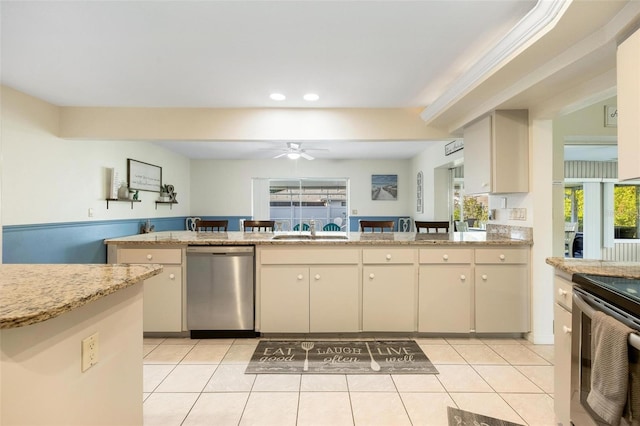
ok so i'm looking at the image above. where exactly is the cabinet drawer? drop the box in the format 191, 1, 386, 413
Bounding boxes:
260, 248, 359, 265
555, 277, 573, 311
119, 248, 182, 264
362, 248, 415, 264
419, 248, 472, 264
475, 248, 528, 264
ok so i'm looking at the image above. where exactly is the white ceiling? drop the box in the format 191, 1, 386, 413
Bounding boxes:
0, 1, 631, 161
1, 1, 535, 109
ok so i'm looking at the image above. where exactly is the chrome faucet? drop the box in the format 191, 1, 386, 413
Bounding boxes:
310, 220, 316, 236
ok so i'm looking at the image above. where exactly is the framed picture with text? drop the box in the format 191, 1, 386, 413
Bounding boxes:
127, 159, 162, 192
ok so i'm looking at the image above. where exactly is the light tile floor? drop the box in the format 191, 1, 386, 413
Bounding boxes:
143, 336, 556, 426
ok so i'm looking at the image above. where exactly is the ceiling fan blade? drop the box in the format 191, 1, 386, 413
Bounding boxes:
273, 153, 287, 159
300, 152, 315, 160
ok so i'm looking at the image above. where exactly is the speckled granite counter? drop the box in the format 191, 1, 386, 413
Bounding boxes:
105, 229, 532, 246
0, 264, 163, 329
546, 257, 640, 279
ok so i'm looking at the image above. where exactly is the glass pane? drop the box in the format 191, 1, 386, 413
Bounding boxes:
256, 178, 349, 232
613, 184, 639, 239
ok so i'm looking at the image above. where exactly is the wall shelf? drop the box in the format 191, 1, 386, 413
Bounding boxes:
155, 201, 178, 210
106, 198, 141, 209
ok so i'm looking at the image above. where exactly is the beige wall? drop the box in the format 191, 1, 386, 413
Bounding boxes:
1, 282, 144, 425
59, 106, 451, 141
1, 86, 191, 225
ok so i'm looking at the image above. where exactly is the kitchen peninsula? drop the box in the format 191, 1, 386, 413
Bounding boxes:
106, 226, 532, 336
0, 264, 163, 426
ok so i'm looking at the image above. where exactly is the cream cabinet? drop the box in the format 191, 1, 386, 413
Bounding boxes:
362, 248, 416, 332
554, 274, 573, 426
259, 247, 359, 333
463, 110, 529, 194
474, 248, 529, 333
617, 28, 640, 181
418, 248, 473, 333
116, 247, 183, 332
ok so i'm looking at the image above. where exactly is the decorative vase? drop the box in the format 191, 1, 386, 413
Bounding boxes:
117, 182, 129, 200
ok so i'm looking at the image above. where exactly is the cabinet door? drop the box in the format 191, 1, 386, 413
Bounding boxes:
362, 265, 415, 332
617, 28, 640, 181
310, 266, 359, 332
143, 266, 182, 332
419, 266, 472, 333
463, 115, 492, 195
260, 266, 309, 333
475, 265, 529, 332
554, 303, 573, 426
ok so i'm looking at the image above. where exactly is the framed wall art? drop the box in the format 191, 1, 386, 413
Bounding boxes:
416, 171, 423, 213
371, 174, 397, 200
127, 159, 162, 192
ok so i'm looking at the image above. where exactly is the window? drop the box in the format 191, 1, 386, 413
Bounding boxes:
253, 178, 349, 231
564, 185, 583, 231
613, 184, 639, 239
451, 168, 488, 229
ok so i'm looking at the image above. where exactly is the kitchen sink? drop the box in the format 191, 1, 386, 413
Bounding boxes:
271, 234, 349, 240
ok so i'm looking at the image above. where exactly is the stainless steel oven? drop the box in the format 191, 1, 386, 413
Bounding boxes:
571, 274, 640, 426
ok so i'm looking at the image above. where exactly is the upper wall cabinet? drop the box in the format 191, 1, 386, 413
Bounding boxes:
463, 110, 529, 195
617, 28, 640, 181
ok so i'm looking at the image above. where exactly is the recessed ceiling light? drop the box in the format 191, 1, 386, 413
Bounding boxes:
270, 93, 286, 101
303, 93, 319, 101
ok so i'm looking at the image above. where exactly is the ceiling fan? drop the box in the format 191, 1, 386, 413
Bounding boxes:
272, 142, 327, 160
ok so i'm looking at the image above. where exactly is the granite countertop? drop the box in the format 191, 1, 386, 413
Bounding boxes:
0, 264, 163, 329
546, 257, 640, 279
105, 230, 532, 246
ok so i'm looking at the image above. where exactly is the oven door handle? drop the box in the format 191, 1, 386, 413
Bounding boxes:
573, 290, 640, 351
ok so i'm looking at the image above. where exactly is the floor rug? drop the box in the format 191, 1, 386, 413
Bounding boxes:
245, 340, 438, 374
447, 407, 524, 426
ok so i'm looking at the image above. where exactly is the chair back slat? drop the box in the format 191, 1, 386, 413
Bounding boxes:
360, 220, 395, 232
244, 220, 275, 232
195, 220, 228, 232
415, 221, 449, 233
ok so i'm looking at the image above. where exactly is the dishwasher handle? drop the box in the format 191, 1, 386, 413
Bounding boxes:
187, 246, 254, 255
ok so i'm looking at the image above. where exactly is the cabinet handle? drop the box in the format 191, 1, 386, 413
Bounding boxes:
481, 274, 488, 281
499, 254, 506, 261
314, 274, 321, 280
369, 273, 375, 279
146, 254, 153, 260
558, 288, 567, 297
169, 273, 175, 280
563, 325, 572, 334
297, 274, 304, 280
460, 275, 466, 281
442, 254, 449, 261
386, 254, 392, 260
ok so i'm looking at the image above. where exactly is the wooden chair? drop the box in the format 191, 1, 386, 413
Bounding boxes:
243, 220, 275, 232
359, 220, 395, 232
415, 221, 450, 233
195, 220, 228, 232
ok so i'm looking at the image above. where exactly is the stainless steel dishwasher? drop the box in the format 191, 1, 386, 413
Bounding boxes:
186, 246, 256, 338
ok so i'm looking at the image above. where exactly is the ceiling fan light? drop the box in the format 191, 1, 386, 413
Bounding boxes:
270, 93, 286, 101
287, 152, 301, 160
303, 93, 319, 101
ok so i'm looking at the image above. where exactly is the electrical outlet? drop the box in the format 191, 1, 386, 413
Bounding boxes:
81, 332, 99, 372
352, 209, 358, 215
88, 208, 94, 217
